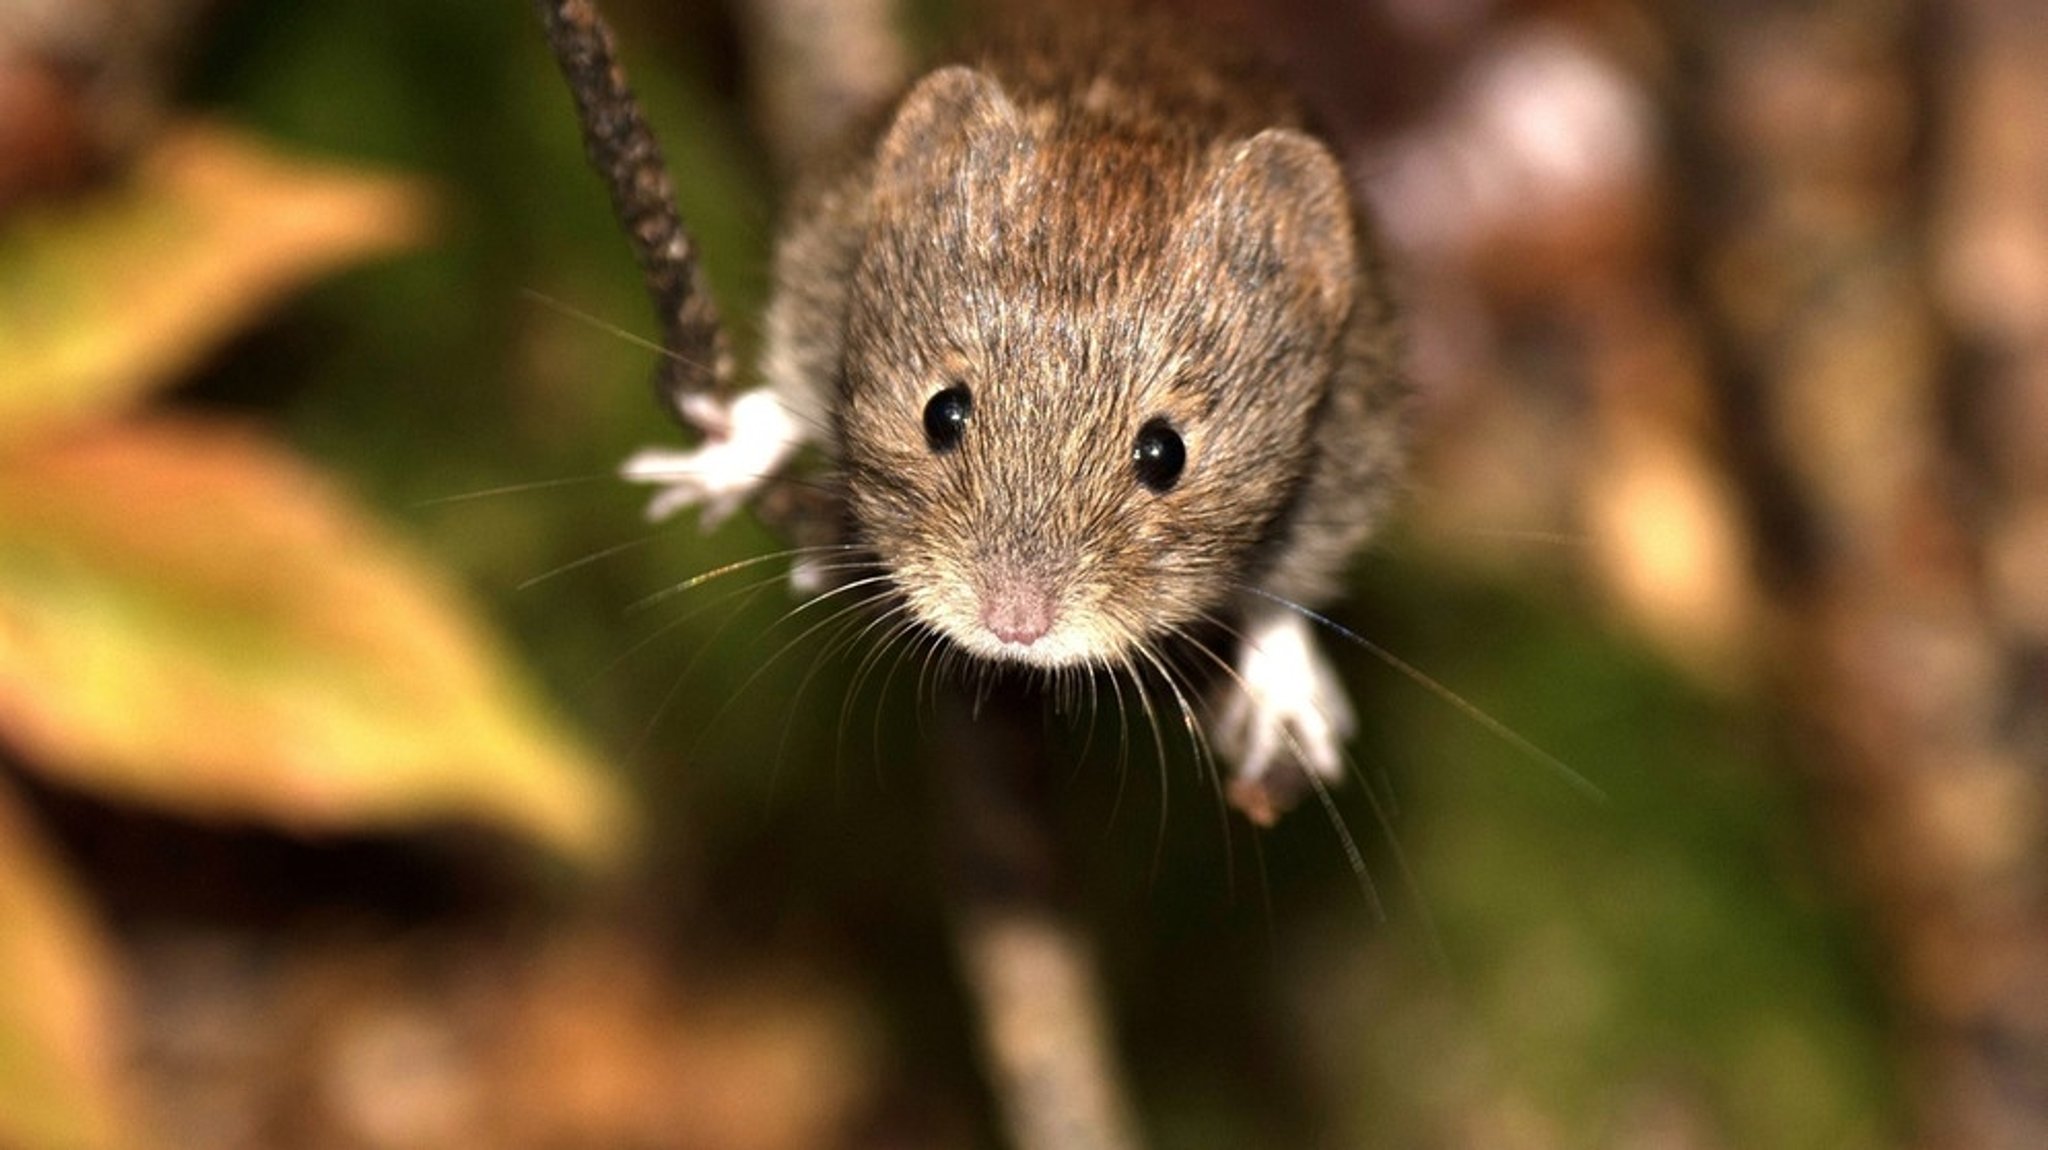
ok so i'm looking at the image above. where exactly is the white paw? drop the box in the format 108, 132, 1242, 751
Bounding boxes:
619, 388, 805, 528
1216, 608, 1354, 822
788, 553, 829, 596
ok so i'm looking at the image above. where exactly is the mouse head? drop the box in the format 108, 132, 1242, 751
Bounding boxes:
837, 66, 1357, 669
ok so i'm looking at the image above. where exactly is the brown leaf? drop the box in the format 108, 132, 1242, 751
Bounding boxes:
0, 120, 432, 452
0, 417, 630, 865
0, 776, 136, 1150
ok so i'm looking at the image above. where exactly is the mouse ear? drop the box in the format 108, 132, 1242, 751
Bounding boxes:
1187, 128, 1357, 332
873, 66, 1030, 203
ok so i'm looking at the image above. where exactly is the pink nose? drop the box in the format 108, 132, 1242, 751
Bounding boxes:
981, 583, 1055, 647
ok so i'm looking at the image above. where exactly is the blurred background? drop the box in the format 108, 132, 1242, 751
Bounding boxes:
2, 0, 2042, 1146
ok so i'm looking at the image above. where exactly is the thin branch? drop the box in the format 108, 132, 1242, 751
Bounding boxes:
532, 0, 731, 425
936, 681, 1148, 1150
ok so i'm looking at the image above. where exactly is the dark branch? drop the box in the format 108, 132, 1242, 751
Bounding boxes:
533, 0, 731, 425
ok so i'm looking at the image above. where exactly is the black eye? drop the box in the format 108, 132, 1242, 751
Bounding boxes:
1132, 417, 1186, 492
923, 384, 972, 453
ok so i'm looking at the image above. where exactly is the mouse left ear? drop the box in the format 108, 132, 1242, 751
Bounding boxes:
872, 66, 1030, 212
1187, 129, 1357, 333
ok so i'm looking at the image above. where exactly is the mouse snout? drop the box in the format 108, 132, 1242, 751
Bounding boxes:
978, 577, 1057, 648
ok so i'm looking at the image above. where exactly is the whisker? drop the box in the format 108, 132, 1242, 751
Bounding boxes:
842, 604, 916, 715
1436, 526, 1589, 548
1129, 645, 1191, 881
601, 561, 878, 694
1241, 586, 1606, 803
794, 593, 879, 682
1303, 764, 1385, 922
591, 566, 795, 689
516, 528, 675, 591
837, 607, 918, 769
1195, 608, 1401, 822
1116, 651, 1173, 867
628, 570, 887, 770
1095, 662, 1133, 801
755, 578, 899, 650
521, 288, 716, 374
617, 572, 806, 763
411, 473, 614, 508
1140, 644, 1216, 786
776, 594, 901, 801
866, 620, 929, 785
524, 287, 838, 445
1250, 822, 1278, 962
917, 626, 950, 721
1171, 624, 1384, 920
701, 580, 899, 757
1066, 662, 1104, 786
628, 545, 865, 613
1161, 628, 1241, 904
902, 626, 952, 761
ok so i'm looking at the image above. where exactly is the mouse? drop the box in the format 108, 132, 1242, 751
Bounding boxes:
620, 3, 1407, 824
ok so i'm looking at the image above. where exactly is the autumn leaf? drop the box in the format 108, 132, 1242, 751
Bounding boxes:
0, 120, 431, 452
0, 776, 135, 1150
0, 417, 630, 866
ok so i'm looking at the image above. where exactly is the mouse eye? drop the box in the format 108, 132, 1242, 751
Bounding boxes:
923, 384, 972, 453
1132, 418, 1186, 493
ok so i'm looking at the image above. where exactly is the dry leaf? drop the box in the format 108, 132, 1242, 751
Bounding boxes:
0, 120, 431, 452
0, 417, 629, 865
0, 776, 135, 1150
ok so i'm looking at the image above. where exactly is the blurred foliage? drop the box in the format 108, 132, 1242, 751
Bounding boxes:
0, 778, 132, 1150
0, 72, 629, 1150
0, 415, 625, 857
0, 122, 428, 448
0, 0, 1913, 1147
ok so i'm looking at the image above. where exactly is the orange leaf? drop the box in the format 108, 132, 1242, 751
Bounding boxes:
0, 121, 432, 452
0, 776, 136, 1150
0, 418, 629, 865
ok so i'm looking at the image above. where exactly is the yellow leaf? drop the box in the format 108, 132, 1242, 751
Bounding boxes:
0, 777, 135, 1150
0, 418, 630, 866
0, 121, 432, 452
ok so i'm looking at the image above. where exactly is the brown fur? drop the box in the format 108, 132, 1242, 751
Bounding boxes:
762, 6, 1406, 668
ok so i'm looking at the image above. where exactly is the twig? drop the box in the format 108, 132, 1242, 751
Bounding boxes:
532, 0, 731, 424
935, 681, 1148, 1150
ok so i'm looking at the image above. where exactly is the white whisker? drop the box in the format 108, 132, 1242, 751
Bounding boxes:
516, 528, 676, 591
520, 288, 717, 375
1173, 624, 1386, 921
412, 473, 613, 507
628, 545, 863, 613
1242, 586, 1605, 803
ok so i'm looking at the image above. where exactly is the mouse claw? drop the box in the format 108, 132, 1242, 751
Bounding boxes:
619, 389, 805, 529
1215, 607, 1355, 824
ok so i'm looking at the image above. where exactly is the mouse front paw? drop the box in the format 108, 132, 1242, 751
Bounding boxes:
1214, 607, 1355, 826
620, 388, 805, 528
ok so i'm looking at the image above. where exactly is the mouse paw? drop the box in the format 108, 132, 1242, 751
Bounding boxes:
1214, 608, 1355, 826
620, 388, 805, 529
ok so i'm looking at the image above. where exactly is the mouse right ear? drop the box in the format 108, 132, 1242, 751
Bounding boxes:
1184, 129, 1357, 337
872, 66, 1030, 211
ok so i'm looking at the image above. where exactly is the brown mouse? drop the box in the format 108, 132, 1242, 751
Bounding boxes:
623, 4, 1407, 822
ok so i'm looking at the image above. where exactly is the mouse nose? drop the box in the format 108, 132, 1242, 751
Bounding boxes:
980, 581, 1056, 647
